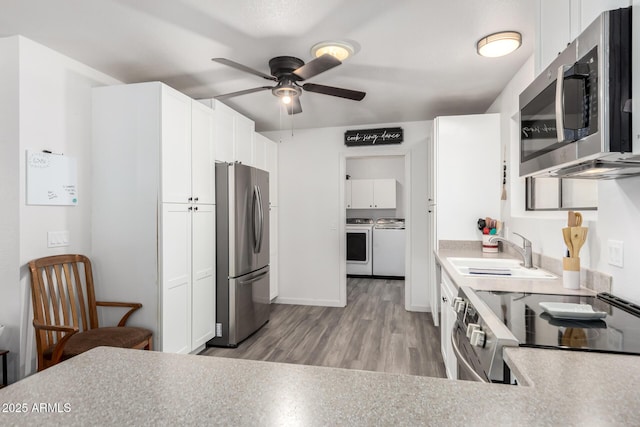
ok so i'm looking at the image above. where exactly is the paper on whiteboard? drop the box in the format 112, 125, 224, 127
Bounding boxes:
26, 150, 78, 206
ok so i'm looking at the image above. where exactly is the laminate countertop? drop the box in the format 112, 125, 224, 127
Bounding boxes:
0, 346, 639, 426
435, 248, 597, 295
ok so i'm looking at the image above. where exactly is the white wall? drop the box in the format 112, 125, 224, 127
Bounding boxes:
487, 50, 640, 304
0, 36, 121, 380
346, 155, 405, 219
263, 121, 432, 311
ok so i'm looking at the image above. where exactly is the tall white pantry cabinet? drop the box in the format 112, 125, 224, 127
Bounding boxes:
91, 82, 216, 354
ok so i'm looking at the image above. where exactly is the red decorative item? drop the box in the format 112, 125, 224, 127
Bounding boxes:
483, 227, 490, 234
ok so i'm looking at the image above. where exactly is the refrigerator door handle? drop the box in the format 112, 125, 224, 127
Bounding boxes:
252, 185, 260, 253
255, 184, 264, 253
238, 269, 269, 286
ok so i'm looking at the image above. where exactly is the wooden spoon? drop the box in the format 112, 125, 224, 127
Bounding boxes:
563, 227, 573, 257
574, 212, 583, 227
570, 227, 588, 258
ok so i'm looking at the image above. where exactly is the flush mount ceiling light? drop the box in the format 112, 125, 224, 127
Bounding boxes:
310, 40, 355, 61
477, 31, 522, 57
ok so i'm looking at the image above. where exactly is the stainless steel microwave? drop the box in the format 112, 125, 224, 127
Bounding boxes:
519, 7, 636, 179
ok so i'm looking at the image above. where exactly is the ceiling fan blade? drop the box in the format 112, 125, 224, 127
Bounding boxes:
286, 96, 303, 115
214, 86, 272, 100
292, 54, 341, 81
302, 83, 366, 101
211, 58, 277, 81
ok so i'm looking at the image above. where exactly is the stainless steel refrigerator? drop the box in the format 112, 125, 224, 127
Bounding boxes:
207, 162, 270, 347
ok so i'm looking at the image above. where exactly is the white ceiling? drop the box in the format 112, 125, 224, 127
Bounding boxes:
0, 0, 536, 132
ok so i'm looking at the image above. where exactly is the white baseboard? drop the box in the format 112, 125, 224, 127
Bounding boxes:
406, 305, 431, 312
273, 297, 344, 308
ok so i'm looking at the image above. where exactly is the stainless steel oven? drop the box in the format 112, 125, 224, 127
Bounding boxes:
519, 7, 634, 179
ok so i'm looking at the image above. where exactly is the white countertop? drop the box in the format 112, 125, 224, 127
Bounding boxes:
435, 248, 596, 295
1, 346, 639, 426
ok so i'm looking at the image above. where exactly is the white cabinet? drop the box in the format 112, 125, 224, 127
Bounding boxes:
234, 113, 254, 165
253, 132, 268, 171
265, 136, 278, 207
212, 100, 255, 165
263, 134, 279, 299
92, 82, 216, 354
346, 179, 397, 209
269, 206, 279, 300
429, 113, 500, 327
536, 0, 631, 74
345, 180, 352, 209
190, 204, 216, 349
440, 271, 457, 380
350, 179, 374, 208
373, 179, 397, 208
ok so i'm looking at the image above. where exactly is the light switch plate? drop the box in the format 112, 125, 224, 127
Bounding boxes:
607, 240, 623, 267
47, 230, 70, 248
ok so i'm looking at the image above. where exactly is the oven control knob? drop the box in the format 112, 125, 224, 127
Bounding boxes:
466, 323, 480, 339
471, 329, 486, 347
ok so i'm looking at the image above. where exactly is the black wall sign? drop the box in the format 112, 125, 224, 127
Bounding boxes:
344, 127, 403, 146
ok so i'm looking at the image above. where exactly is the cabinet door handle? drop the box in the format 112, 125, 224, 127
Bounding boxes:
194, 206, 199, 211
188, 206, 193, 211
442, 296, 448, 303
188, 197, 193, 202
194, 197, 199, 202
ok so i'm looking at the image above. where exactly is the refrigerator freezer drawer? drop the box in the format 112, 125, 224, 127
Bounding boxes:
229, 266, 270, 346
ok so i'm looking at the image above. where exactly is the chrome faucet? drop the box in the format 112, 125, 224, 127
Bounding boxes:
489, 232, 534, 269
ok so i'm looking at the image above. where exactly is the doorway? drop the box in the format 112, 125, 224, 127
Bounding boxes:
339, 150, 412, 309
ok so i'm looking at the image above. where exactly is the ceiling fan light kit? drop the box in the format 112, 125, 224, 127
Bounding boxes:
211, 51, 365, 115
477, 31, 522, 57
310, 40, 355, 61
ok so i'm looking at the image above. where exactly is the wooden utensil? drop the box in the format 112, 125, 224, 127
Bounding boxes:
570, 226, 588, 258
562, 227, 573, 257
574, 212, 583, 227
567, 211, 576, 227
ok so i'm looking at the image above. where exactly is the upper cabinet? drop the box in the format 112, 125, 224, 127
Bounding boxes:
346, 179, 397, 209
160, 88, 215, 205
536, 0, 631, 75
212, 100, 255, 165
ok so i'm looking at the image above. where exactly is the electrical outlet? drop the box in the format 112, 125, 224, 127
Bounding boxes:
47, 230, 70, 248
607, 240, 624, 267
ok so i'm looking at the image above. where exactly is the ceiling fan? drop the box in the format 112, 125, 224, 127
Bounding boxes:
211, 54, 366, 115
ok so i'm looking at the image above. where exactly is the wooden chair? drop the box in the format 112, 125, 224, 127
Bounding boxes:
28, 254, 152, 371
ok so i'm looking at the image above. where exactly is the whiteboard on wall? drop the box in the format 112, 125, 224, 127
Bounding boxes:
26, 150, 78, 206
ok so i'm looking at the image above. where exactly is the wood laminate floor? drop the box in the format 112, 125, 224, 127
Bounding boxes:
200, 278, 446, 378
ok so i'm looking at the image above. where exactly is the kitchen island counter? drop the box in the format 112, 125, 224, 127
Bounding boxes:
1, 346, 639, 426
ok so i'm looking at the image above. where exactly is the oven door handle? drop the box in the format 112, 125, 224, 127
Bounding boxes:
451, 327, 488, 383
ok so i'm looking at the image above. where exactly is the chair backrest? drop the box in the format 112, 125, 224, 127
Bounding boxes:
28, 254, 100, 349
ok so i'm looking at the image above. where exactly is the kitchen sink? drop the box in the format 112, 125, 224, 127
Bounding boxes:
448, 257, 556, 279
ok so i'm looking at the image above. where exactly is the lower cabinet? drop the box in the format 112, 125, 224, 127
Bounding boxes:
440, 272, 458, 380
161, 203, 217, 353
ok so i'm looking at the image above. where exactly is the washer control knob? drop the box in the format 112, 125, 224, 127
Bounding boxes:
471, 329, 486, 347
466, 323, 480, 339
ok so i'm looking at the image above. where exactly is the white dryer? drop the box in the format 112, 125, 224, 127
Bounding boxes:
346, 218, 374, 276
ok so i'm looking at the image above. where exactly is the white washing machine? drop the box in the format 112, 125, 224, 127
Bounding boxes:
346, 218, 374, 276
373, 218, 405, 277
